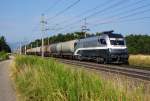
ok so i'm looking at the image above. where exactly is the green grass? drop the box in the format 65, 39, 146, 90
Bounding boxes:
11, 55, 147, 101
0, 51, 9, 61
129, 55, 150, 68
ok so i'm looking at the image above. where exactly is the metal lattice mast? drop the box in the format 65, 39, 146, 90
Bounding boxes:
41, 14, 47, 58
81, 18, 90, 38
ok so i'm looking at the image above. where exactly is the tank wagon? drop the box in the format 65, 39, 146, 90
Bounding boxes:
26, 47, 41, 55
27, 46, 51, 56
50, 40, 78, 58
43, 45, 51, 56
26, 31, 128, 64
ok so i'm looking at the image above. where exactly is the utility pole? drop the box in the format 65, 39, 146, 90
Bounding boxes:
25, 45, 26, 55
31, 43, 32, 49
23, 37, 27, 55
41, 14, 47, 58
20, 42, 22, 55
48, 37, 50, 45
81, 18, 90, 38
37, 41, 38, 47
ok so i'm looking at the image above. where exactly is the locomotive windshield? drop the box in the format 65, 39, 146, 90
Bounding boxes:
110, 40, 125, 45
109, 34, 125, 46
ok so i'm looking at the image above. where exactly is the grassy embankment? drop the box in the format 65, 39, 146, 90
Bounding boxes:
0, 51, 9, 61
129, 55, 150, 68
11, 55, 148, 101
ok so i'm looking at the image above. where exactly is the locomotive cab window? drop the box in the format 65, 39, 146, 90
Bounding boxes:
110, 40, 125, 45
99, 39, 106, 45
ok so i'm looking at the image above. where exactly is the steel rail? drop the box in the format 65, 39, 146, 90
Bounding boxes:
56, 58, 150, 81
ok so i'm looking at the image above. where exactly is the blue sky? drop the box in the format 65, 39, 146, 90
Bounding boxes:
0, 0, 150, 49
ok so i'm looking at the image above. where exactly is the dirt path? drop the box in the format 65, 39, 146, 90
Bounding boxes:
0, 59, 16, 101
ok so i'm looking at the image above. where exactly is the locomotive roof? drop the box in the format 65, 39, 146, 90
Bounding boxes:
105, 33, 123, 38
100, 30, 123, 38
78, 33, 123, 42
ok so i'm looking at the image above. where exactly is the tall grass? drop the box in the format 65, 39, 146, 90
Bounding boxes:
129, 55, 150, 68
0, 51, 9, 61
11, 55, 147, 101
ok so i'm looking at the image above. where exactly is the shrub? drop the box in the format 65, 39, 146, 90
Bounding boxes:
0, 51, 9, 61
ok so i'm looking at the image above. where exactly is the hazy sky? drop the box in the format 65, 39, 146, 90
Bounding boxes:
0, 0, 150, 49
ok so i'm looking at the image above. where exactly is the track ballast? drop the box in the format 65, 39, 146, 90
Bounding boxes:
56, 58, 150, 81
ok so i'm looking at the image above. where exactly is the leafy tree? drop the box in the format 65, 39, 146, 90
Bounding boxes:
126, 34, 150, 54
0, 36, 11, 52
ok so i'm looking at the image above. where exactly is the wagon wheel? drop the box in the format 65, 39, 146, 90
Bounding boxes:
96, 57, 105, 64
77, 55, 83, 61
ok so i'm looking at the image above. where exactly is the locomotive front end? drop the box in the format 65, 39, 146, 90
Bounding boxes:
108, 34, 129, 64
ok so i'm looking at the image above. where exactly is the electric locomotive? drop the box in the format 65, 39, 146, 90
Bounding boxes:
74, 31, 128, 63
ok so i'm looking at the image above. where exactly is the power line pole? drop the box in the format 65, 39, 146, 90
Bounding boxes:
20, 42, 22, 55
41, 14, 47, 58
23, 37, 27, 55
81, 18, 90, 38
37, 41, 38, 47
48, 37, 50, 45
31, 43, 32, 49
25, 45, 26, 55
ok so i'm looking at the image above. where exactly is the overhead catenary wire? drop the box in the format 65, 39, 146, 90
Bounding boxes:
31, 0, 81, 47
47, 0, 81, 21
38, 0, 81, 34
28, 0, 150, 46
50, 0, 113, 26
95, 16, 150, 27
32, 0, 131, 36
43, 0, 63, 13
89, 0, 148, 23
82, 9, 150, 32
57, 0, 150, 34
28, 0, 64, 43
85, 0, 128, 19
89, 2, 150, 26
62, 16, 150, 34
54, 0, 130, 33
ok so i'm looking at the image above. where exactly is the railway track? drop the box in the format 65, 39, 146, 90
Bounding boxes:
56, 58, 150, 81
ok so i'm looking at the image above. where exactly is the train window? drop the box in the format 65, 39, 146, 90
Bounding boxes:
110, 40, 125, 45
99, 39, 106, 45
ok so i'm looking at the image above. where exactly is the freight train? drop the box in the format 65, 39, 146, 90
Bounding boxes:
26, 31, 129, 64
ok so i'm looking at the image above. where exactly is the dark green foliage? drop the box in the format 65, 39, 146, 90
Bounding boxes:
0, 36, 11, 53
0, 51, 9, 60
27, 32, 85, 48
126, 35, 150, 54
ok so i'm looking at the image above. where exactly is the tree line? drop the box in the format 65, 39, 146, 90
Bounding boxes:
25, 32, 93, 48
126, 34, 150, 54
23, 32, 150, 54
0, 36, 11, 53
